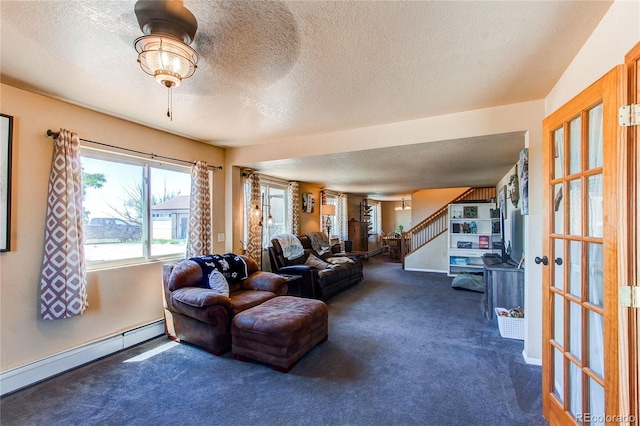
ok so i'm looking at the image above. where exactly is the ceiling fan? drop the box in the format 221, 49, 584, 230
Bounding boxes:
133, 0, 199, 119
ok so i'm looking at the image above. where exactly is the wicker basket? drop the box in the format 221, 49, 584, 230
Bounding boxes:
495, 308, 524, 340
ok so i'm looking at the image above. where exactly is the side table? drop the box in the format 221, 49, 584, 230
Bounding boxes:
280, 274, 314, 299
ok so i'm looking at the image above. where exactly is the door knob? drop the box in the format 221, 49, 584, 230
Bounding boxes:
535, 256, 549, 265
555, 257, 563, 265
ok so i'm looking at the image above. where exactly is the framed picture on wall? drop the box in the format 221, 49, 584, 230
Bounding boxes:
499, 184, 507, 220
302, 193, 315, 213
1, 114, 13, 251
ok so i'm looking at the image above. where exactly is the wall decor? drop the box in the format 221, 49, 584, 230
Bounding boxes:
519, 148, 529, 215
499, 185, 507, 219
1, 114, 13, 251
463, 206, 477, 218
302, 193, 315, 213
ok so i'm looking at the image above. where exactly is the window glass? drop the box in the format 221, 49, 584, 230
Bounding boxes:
261, 184, 287, 247
81, 152, 191, 264
150, 167, 191, 257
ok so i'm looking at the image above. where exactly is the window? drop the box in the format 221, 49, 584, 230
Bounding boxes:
261, 183, 288, 247
81, 150, 191, 264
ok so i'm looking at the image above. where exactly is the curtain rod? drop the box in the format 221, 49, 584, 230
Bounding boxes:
46, 129, 222, 170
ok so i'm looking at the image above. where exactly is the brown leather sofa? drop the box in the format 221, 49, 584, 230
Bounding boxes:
163, 254, 288, 355
268, 233, 362, 301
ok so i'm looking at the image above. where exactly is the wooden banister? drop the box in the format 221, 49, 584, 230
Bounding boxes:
400, 187, 496, 268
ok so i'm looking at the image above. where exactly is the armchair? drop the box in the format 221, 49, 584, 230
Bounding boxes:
163, 254, 288, 355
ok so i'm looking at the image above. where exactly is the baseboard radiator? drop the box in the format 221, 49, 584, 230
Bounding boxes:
0, 320, 165, 396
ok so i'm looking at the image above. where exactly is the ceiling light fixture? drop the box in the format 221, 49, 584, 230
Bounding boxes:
134, 0, 199, 120
395, 198, 411, 211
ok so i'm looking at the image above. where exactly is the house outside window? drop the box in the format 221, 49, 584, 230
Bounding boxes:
81, 150, 191, 264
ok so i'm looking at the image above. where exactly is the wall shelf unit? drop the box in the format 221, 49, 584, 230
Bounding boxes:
447, 202, 501, 276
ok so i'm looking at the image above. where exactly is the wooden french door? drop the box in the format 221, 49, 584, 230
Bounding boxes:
542, 66, 624, 425
623, 42, 640, 426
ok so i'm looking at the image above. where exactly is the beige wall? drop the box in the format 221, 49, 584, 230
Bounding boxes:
0, 84, 225, 372
402, 188, 469, 272
298, 182, 323, 234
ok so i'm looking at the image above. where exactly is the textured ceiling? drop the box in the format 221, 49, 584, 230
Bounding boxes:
0, 1, 612, 197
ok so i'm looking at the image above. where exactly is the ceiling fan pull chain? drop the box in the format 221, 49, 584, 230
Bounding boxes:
167, 86, 172, 121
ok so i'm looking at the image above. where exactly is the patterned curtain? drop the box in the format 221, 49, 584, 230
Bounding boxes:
40, 129, 88, 320
187, 161, 212, 257
337, 194, 349, 241
288, 181, 300, 234
245, 172, 262, 266
375, 201, 383, 234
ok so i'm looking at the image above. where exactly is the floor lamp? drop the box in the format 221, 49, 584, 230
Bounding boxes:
323, 204, 336, 236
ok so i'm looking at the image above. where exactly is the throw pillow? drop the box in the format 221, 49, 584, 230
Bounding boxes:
305, 253, 332, 270
208, 270, 230, 297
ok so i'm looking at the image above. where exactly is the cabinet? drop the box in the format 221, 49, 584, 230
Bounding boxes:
447, 202, 501, 276
348, 219, 368, 252
481, 255, 525, 319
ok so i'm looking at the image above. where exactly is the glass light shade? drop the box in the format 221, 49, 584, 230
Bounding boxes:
135, 35, 198, 87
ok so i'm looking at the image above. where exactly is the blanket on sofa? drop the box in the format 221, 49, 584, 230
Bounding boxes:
189, 253, 249, 287
306, 232, 331, 256
272, 233, 304, 260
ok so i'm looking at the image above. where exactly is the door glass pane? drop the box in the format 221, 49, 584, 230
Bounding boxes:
553, 348, 564, 403
569, 302, 582, 360
588, 104, 603, 170
588, 310, 604, 379
554, 293, 564, 346
588, 378, 605, 425
569, 179, 581, 236
569, 361, 583, 420
587, 243, 603, 308
587, 174, 603, 237
569, 241, 582, 298
554, 127, 565, 179
569, 116, 582, 175
554, 184, 564, 234
554, 238, 564, 291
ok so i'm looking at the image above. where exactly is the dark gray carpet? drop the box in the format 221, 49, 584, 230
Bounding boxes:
1, 258, 545, 426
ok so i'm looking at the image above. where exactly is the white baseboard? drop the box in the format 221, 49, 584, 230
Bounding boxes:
522, 349, 542, 366
404, 267, 448, 274
0, 320, 165, 396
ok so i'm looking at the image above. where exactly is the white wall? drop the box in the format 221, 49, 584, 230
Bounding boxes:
403, 187, 469, 273
526, 0, 640, 365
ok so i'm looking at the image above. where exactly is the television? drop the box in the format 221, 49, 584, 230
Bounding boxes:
501, 208, 524, 264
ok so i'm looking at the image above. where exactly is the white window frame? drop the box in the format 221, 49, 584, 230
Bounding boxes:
80, 147, 192, 269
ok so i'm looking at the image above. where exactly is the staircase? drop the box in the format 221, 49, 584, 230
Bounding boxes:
400, 187, 496, 267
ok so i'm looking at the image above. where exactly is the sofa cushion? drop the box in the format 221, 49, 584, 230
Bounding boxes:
208, 270, 230, 297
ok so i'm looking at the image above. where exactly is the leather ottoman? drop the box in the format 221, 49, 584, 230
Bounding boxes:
231, 296, 328, 372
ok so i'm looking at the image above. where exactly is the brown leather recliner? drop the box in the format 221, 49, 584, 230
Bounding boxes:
162, 254, 288, 355
268, 233, 362, 301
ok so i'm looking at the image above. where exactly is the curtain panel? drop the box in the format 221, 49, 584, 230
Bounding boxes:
245, 172, 262, 266
187, 161, 212, 257
40, 129, 88, 320
337, 194, 349, 241
288, 181, 300, 235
